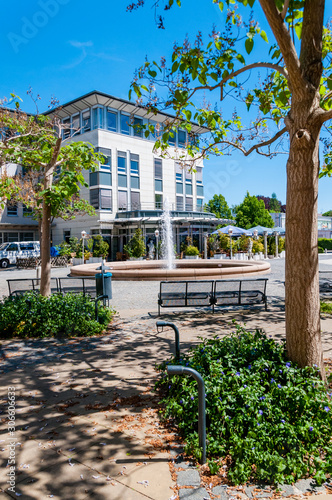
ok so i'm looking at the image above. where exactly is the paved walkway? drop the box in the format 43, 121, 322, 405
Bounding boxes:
0, 258, 332, 499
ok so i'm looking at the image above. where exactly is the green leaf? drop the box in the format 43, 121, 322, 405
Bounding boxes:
245, 38, 254, 55
260, 30, 268, 43
294, 23, 302, 40
219, 1, 224, 12
148, 70, 157, 78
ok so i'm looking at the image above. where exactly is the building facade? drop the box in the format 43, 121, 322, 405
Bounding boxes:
270, 212, 332, 238
43, 91, 225, 259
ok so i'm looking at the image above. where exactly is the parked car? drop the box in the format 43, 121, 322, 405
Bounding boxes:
0, 241, 40, 268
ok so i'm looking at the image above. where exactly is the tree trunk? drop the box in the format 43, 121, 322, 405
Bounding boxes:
285, 108, 325, 378
40, 200, 52, 296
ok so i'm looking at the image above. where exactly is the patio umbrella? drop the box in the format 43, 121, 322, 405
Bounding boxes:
272, 226, 286, 234
249, 225, 274, 235
211, 225, 252, 236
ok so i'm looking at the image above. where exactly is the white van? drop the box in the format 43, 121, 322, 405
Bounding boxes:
0, 241, 40, 268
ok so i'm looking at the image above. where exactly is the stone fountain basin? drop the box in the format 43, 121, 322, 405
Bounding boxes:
70, 259, 270, 281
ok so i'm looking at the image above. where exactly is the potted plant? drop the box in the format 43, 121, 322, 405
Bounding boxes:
124, 228, 146, 260
184, 245, 200, 259
86, 235, 109, 263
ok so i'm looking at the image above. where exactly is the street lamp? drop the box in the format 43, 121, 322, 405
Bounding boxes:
228, 227, 233, 260
155, 229, 160, 260
81, 230, 87, 265
263, 231, 268, 259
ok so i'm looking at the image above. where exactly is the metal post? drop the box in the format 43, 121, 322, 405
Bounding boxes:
263, 231, 268, 259
155, 229, 159, 260
230, 234, 233, 260
274, 231, 279, 258
167, 366, 206, 464
156, 321, 180, 359
204, 233, 208, 260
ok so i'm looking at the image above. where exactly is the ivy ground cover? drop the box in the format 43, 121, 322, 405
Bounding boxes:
156, 325, 332, 485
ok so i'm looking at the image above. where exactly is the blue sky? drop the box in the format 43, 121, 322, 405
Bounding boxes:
1, 0, 331, 212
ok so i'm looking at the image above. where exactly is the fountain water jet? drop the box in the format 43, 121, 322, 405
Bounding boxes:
161, 197, 175, 270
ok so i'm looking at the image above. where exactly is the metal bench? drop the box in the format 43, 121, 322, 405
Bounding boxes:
7, 278, 59, 296
319, 271, 332, 298
57, 277, 97, 297
158, 278, 268, 315
158, 280, 214, 315
214, 278, 268, 312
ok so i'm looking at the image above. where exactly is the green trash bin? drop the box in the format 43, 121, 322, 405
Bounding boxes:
95, 272, 112, 300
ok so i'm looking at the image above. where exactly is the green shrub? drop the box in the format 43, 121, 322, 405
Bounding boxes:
156, 325, 332, 485
318, 238, 332, 250
321, 301, 332, 314
92, 235, 109, 258
185, 245, 200, 256
318, 246, 325, 254
0, 292, 115, 339
252, 238, 264, 253
124, 228, 145, 258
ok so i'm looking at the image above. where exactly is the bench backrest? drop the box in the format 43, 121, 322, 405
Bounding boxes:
58, 277, 96, 297
7, 278, 59, 296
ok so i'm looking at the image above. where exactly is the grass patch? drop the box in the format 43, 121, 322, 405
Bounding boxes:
0, 292, 115, 338
156, 324, 332, 485
321, 300, 332, 315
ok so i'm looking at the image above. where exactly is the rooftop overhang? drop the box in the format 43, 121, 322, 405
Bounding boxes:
44, 90, 209, 135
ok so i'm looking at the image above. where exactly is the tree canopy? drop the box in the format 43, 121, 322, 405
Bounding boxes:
129, 0, 332, 376
257, 193, 286, 212
235, 192, 274, 228
0, 98, 101, 295
205, 193, 233, 219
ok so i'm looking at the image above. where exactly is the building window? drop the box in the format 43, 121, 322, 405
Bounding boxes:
176, 183, 183, 194
131, 191, 140, 210
72, 114, 80, 136
130, 154, 139, 175
131, 176, 140, 189
185, 183, 193, 195
169, 129, 177, 146
155, 194, 163, 210
97, 147, 112, 170
178, 129, 186, 148
20, 232, 34, 242
196, 198, 203, 211
185, 169, 192, 183
118, 151, 127, 173
133, 117, 143, 138
62, 117, 70, 139
90, 172, 112, 186
118, 191, 128, 210
197, 185, 204, 197
196, 166, 203, 184
82, 110, 91, 132
155, 179, 163, 191
107, 109, 117, 132
175, 163, 183, 182
7, 204, 18, 216
63, 230, 71, 243
4, 233, 19, 242
120, 113, 130, 135
100, 189, 112, 210
176, 196, 184, 211
118, 175, 127, 188
90, 188, 112, 210
23, 205, 33, 216
185, 197, 193, 211
93, 107, 104, 129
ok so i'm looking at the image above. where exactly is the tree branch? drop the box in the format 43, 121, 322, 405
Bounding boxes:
258, 0, 305, 95
185, 62, 288, 103
318, 108, 332, 124
220, 126, 287, 156
280, 0, 289, 20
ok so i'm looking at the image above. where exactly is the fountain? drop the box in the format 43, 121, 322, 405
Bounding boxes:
161, 197, 175, 270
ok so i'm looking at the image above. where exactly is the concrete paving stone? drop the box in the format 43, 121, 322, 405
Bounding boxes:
212, 485, 229, 499
244, 485, 273, 498
179, 487, 211, 499
177, 469, 201, 487
277, 484, 303, 497
4, 456, 108, 499
294, 479, 327, 493
83, 479, 153, 500
0, 437, 65, 485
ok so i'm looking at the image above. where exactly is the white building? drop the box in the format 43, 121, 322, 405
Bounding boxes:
43, 91, 225, 259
